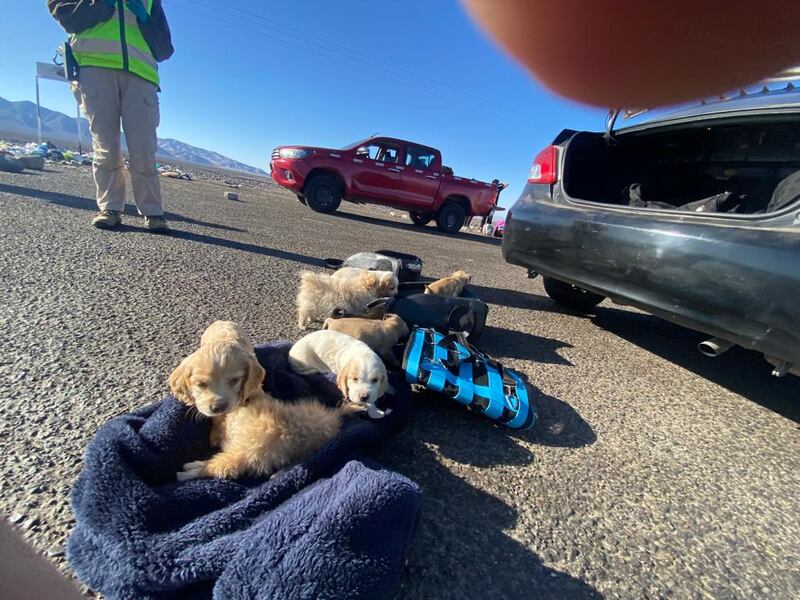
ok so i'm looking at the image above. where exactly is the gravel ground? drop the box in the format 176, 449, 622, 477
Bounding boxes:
1, 166, 799, 599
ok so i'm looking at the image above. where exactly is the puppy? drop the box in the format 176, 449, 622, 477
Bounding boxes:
323, 314, 409, 366
296, 268, 399, 329
169, 321, 359, 480
424, 270, 472, 296
289, 330, 390, 418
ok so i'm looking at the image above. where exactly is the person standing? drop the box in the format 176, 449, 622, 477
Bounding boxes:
48, 0, 174, 231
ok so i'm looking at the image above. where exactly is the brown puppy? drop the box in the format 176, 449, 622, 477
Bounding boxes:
323, 314, 409, 364
424, 270, 472, 297
169, 320, 360, 480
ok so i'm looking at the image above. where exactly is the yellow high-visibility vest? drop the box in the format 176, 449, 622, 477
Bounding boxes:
70, 0, 159, 86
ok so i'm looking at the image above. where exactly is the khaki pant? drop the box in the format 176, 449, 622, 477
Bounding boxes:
73, 67, 163, 216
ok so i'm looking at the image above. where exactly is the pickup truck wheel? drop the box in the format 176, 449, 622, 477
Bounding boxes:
304, 175, 342, 214
409, 211, 432, 227
435, 203, 466, 234
542, 277, 605, 311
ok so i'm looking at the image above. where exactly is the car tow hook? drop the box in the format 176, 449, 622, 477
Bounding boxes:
698, 337, 736, 357
526, 269, 539, 279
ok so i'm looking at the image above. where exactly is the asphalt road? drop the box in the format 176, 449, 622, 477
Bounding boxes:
1, 166, 799, 599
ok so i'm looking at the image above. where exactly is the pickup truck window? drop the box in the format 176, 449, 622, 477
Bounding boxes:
359, 143, 400, 163
405, 145, 436, 170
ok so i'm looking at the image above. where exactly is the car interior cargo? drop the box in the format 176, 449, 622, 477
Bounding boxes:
563, 117, 800, 215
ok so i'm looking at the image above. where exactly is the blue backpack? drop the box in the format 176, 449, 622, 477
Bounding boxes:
402, 328, 535, 430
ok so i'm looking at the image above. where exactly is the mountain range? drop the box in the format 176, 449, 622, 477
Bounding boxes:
0, 96, 267, 175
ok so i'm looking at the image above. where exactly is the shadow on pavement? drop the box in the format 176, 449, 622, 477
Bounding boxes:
481, 325, 574, 365
592, 307, 800, 422
470, 284, 594, 317
333, 209, 503, 247
0, 182, 243, 233
379, 408, 601, 599
526, 392, 598, 448
168, 230, 325, 268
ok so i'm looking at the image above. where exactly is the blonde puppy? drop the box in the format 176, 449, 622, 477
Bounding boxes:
323, 314, 409, 364
296, 268, 398, 330
289, 330, 390, 418
169, 321, 358, 480
424, 270, 472, 297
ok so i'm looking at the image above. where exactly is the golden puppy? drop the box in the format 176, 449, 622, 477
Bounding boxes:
424, 270, 472, 296
169, 321, 359, 480
323, 314, 409, 364
296, 268, 398, 329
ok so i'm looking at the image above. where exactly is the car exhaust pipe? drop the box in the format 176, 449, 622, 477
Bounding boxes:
698, 337, 735, 357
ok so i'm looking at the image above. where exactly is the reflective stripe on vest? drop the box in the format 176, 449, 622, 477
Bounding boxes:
71, 0, 159, 86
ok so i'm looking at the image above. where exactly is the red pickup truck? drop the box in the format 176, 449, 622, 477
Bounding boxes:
270, 136, 503, 233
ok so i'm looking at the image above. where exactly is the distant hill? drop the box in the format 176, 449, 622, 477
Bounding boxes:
0, 96, 267, 176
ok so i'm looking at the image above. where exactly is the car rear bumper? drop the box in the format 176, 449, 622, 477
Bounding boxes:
503, 184, 800, 367
269, 158, 307, 190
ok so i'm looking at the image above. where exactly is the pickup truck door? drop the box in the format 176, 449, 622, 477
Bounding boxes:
397, 144, 440, 207
350, 142, 401, 203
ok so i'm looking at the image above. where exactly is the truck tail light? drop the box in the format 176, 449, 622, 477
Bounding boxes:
527, 145, 558, 184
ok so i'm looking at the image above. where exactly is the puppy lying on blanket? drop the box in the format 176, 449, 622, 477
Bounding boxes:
169, 321, 360, 480
425, 270, 472, 296
289, 330, 391, 418
323, 314, 409, 366
297, 268, 399, 329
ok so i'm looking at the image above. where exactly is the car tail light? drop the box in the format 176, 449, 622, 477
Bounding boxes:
527, 145, 558, 184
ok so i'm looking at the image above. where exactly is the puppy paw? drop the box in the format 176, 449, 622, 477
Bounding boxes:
177, 460, 207, 481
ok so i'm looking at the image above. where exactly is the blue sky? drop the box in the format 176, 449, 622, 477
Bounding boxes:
0, 0, 606, 207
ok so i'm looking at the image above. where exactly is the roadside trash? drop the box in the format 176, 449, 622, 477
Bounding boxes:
17, 155, 45, 171
0, 155, 25, 173
403, 327, 536, 429
160, 170, 192, 180
47, 149, 64, 162
224, 191, 239, 201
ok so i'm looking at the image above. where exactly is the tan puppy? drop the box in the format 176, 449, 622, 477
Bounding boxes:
424, 270, 472, 296
169, 321, 359, 480
296, 268, 399, 329
323, 314, 409, 364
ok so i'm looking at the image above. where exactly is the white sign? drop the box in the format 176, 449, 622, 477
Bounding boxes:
36, 61, 68, 83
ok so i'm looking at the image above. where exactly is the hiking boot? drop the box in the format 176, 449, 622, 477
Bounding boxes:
144, 215, 170, 232
92, 210, 122, 229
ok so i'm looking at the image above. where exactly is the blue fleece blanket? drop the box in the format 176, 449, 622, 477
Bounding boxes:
67, 341, 419, 600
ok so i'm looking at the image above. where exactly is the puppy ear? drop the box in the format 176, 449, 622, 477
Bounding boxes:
424, 285, 431, 294
168, 355, 194, 404
336, 362, 351, 400
241, 352, 266, 402
378, 373, 388, 398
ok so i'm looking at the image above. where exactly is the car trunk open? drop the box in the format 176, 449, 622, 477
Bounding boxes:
562, 116, 800, 215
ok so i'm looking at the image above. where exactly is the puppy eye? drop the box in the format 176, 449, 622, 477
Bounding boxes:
228, 377, 240, 386
371, 377, 379, 384
195, 381, 208, 389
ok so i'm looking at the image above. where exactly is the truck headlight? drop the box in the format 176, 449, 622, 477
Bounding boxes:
279, 148, 313, 159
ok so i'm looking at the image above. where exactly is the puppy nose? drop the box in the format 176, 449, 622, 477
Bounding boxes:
359, 392, 371, 402
209, 399, 227, 413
